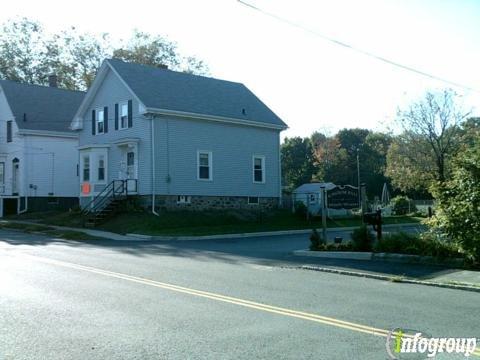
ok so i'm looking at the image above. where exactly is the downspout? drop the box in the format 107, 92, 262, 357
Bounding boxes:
150, 115, 159, 216
17, 138, 30, 214
278, 132, 282, 207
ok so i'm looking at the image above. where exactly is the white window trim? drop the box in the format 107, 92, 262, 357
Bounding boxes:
197, 150, 213, 181
97, 154, 106, 183
96, 108, 105, 134
0, 162, 4, 184
252, 155, 266, 184
119, 102, 128, 130
81, 154, 90, 182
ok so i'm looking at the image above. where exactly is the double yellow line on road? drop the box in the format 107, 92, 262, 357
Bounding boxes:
19, 253, 480, 357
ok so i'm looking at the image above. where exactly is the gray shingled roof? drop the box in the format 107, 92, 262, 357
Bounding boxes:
107, 59, 287, 128
0, 80, 85, 132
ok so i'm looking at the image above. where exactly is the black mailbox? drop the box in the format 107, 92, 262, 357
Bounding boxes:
363, 212, 378, 225
363, 209, 382, 240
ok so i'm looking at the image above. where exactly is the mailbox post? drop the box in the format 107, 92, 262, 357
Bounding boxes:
363, 209, 382, 240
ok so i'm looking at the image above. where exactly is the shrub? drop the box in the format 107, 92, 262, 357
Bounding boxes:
309, 228, 325, 250
351, 225, 374, 251
310, 242, 354, 252
294, 201, 307, 218
374, 232, 463, 260
374, 232, 419, 254
391, 196, 417, 215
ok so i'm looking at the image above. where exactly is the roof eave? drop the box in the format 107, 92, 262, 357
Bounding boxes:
17, 129, 78, 139
144, 107, 288, 131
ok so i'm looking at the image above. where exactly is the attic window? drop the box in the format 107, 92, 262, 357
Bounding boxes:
23, 113, 27, 122
242, 108, 246, 116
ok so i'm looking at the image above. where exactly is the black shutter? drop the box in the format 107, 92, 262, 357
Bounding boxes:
91, 110, 96, 135
104, 106, 108, 133
128, 100, 133, 128
115, 103, 119, 130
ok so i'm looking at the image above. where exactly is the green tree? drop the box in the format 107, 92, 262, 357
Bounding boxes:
113, 30, 209, 75
430, 136, 480, 263
281, 137, 316, 191
0, 18, 52, 85
386, 132, 437, 193
0, 18, 209, 90
389, 89, 470, 193
312, 128, 391, 198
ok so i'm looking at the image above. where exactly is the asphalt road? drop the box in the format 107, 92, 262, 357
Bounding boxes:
1, 229, 478, 359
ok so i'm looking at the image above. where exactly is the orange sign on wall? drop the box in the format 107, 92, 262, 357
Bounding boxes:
81, 182, 91, 195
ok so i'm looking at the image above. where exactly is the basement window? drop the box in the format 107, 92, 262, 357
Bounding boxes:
177, 195, 191, 204
47, 197, 59, 205
248, 196, 259, 205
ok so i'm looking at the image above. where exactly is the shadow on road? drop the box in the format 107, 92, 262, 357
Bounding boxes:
0, 228, 465, 281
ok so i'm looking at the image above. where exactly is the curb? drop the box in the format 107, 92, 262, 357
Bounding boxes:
293, 249, 464, 267
291, 265, 480, 293
293, 250, 373, 260
127, 222, 423, 242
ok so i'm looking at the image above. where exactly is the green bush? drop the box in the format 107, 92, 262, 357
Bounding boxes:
429, 139, 480, 264
294, 201, 307, 218
310, 242, 354, 252
309, 228, 325, 250
351, 225, 374, 251
374, 232, 463, 259
391, 196, 417, 215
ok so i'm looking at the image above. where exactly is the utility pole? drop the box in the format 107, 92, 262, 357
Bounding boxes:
357, 148, 361, 209
320, 186, 327, 242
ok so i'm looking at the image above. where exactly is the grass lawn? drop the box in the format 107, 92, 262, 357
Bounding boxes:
96, 210, 422, 236
5, 209, 423, 236
0, 220, 101, 241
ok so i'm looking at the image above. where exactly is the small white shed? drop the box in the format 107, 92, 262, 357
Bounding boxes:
292, 182, 336, 215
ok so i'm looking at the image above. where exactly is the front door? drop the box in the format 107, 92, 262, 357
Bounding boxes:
122, 147, 137, 192
12, 159, 19, 195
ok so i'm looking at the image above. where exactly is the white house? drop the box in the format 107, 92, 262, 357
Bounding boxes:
0, 78, 84, 216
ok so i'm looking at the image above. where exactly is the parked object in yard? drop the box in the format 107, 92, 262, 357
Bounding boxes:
292, 182, 360, 217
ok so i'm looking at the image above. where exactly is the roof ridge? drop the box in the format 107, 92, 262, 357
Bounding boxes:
106, 58, 245, 86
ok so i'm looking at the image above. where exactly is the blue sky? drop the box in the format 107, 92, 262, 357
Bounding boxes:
1, 0, 479, 138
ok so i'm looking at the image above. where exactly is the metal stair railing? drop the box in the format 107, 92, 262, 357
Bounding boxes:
82, 180, 126, 215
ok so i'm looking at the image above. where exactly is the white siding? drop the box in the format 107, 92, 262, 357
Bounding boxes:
0, 87, 79, 198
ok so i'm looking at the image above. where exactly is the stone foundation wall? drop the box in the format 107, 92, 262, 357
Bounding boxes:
136, 195, 279, 211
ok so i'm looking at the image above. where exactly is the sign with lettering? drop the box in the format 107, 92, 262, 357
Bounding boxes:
327, 185, 359, 209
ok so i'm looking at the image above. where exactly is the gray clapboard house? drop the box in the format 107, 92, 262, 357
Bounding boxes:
0, 78, 84, 215
71, 59, 287, 213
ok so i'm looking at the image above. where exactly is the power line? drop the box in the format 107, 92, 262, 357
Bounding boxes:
238, 0, 480, 93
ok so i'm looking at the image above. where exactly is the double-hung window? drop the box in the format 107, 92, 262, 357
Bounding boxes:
0, 162, 4, 184
83, 155, 90, 181
253, 155, 265, 183
97, 109, 104, 134
197, 151, 212, 181
6, 121, 12, 143
120, 103, 128, 129
98, 155, 105, 181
